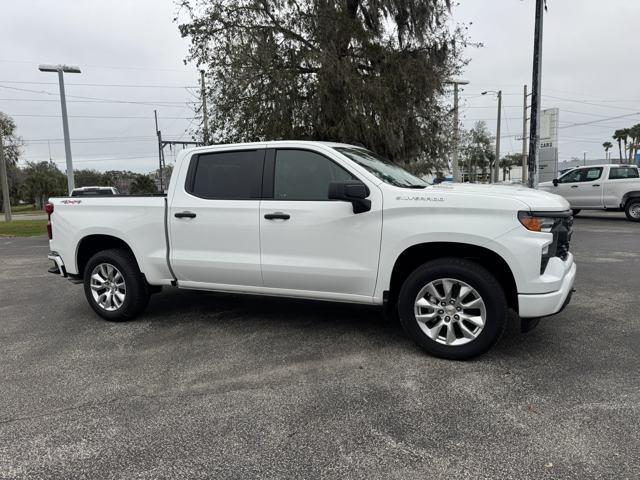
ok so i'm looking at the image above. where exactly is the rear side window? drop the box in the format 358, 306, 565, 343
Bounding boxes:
273, 149, 354, 200
584, 167, 603, 181
609, 167, 639, 180
188, 150, 263, 199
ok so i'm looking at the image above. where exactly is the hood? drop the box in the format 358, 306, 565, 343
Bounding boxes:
429, 183, 570, 211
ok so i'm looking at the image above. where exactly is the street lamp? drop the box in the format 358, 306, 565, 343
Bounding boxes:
446, 78, 469, 182
482, 90, 502, 184
38, 64, 81, 194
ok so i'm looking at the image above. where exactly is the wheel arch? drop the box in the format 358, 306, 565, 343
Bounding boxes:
76, 234, 141, 277
621, 191, 640, 208
387, 242, 519, 312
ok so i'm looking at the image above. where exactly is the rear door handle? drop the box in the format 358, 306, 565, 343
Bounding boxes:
175, 211, 197, 219
571, 185, 579, 188
592, 184, 601, 187
264, 212, 290, 220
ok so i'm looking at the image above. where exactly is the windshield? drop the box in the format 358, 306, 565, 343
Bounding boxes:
334, 147, 427, 188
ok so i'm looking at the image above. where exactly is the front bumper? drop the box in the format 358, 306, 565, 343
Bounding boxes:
518, 260, 577, 318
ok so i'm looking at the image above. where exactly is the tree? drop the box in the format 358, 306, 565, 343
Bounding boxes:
130, 174, 157, 194
20, 162, 67, 209
75, 169, 106, 188
177, 0, 467, 174
628, 124, 640, 164
461, 121, 494, 182
602, 141, 613, 161
0, 112, 24, 209
613, 129, 626, 162
500, 153, 521, 181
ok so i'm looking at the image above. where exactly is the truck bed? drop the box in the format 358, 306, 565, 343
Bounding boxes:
48, 195, 173, 283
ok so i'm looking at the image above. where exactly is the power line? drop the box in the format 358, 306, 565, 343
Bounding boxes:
0, 59, 196, 74
0, 85, 196, 108
8, 113, 195, 120
0, 80, 198, 88
559, 111, 640, 129
0, 98, 192, 108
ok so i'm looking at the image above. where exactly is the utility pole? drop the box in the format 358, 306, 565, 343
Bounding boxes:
481, 90, 502, 183
200, 70, 210, 145
494, 90, 502, 183
522, 85, 528, 185
0, 132, 12, 221
527, 0, 545, 188
447, 79, 469, 182
38, 64, 81, 194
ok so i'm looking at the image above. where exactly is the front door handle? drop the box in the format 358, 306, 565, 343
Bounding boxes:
571, 185, 579, 188
592, 184, 601, 187
264, 212, 290, 220
175, 211, 197, 219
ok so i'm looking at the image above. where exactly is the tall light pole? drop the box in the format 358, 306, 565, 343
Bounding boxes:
446, 78, 469, 182
482, 90, 502, 183
38, 64, 81, 194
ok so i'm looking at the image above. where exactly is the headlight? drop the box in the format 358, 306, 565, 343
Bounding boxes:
518, 212, 557, 233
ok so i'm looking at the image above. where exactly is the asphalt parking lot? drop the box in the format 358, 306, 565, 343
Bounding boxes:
1, 211, 638, 480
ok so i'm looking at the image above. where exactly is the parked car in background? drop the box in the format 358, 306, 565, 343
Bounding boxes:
539, 164, 640, 221
71, 186, 120, 197
46, 141, 576, 359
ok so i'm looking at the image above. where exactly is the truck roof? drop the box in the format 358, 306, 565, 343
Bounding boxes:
180, 140, 363, 156
568, 164, 638, 169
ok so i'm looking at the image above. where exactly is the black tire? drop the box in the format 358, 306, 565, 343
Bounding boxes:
572, 209, 581, 216
397, 258, 507, 360
624, 199, 640, 222
83, 248, 150, 321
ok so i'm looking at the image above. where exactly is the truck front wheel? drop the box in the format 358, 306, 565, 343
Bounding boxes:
625, 199, 640, 222
397, 258, 507, 360
83, 248, 150, 321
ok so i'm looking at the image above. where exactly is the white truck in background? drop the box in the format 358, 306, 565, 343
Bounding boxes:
539, 164, 640, 221
46, 141, 576, 359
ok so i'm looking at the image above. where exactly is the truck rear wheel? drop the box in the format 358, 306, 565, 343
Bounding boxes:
397, 258, 507, 360
625, 199, 640, 222
83, 248, 150, 321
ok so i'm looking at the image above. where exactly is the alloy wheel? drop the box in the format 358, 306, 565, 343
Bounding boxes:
90, 263, 126, 311
414, 278, 487, 346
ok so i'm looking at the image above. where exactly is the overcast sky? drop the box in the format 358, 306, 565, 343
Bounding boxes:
1, 0, 639, 173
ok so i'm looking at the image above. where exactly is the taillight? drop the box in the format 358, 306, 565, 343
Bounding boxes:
45, 202, 54, 239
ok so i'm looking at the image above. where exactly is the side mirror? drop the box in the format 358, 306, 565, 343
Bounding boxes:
328, 180, 372, 214
552, 179, 559, 187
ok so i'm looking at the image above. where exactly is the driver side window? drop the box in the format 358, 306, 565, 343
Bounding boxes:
559, 169, 583, 183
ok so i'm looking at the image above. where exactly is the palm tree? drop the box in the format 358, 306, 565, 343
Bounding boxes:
629, 124, 640, 165
613, 130, 626, 162
602, 141, 613, 162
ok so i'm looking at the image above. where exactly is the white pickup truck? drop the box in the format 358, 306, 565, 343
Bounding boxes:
46, 141, 576, 359
539, 164, 640, 221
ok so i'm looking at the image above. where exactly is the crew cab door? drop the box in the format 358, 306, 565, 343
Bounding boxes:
169, 147, 265, 287
554, 167, 603, 208
572, 166, 604, 208
259, 148, 383, 300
